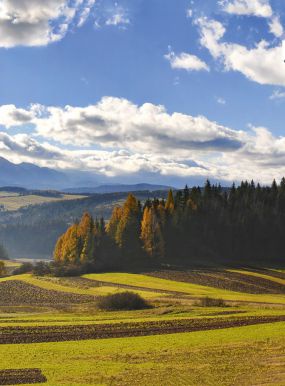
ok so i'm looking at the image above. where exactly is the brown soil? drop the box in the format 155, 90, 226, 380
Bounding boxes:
1, 315, 284, 344
0, 369, 47, 385
146, 270, 285, 294
0, 280, 95, 306
43, 276, 186, 295
247, 268, 285, 280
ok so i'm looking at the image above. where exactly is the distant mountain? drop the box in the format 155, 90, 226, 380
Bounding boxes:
0, 157, 69, 189
63, 183, 173, 194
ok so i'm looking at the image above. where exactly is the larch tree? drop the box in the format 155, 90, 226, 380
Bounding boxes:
115, 194, 142, 259
165, 190, 175, 213
141, 206, 164, 259
107, 207, 123, 241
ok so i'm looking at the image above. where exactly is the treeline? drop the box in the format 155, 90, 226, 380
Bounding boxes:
53, 179, 285, 270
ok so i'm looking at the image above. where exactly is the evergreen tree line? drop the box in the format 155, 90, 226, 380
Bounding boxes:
54, 179, 285, 269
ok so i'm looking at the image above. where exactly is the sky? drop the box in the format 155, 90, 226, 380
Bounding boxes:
0, 0, 285, 187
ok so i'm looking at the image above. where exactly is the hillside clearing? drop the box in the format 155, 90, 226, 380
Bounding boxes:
0, 193, 86, 211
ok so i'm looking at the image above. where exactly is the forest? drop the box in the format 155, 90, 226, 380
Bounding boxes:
54, 179, 285, 270
0, 190, 168, 259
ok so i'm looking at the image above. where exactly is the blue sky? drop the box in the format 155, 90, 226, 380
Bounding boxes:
0, 0, 285, 186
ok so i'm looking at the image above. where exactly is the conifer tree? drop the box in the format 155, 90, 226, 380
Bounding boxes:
141, 206, 165, 259
165, 190, 175, 213
115, 194, 142, 259
54, 234, 64, 262
107, 207, 123, 240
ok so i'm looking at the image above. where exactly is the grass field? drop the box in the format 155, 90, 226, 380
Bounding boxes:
0, 323, 284, 385
0, 192, 86, 211
0, 267, 284, 385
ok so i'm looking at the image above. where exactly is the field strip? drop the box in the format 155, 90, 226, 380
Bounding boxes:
0, 368, 47, 385
84, 273, 285, 304
0, 275, 164, 300
1, 315, 285, 344
228, 269, 285, 286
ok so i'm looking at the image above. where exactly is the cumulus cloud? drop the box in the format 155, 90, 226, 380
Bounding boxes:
1, 98, 285, 183
165, 50, 209, 72
0, 0, 96, 47
0, 105, 35, 128
220, 0, 273, 18
26, 97, 244, 155
196, 17, 285, 86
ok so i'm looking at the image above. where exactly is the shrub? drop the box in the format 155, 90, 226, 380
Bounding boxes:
13, 262, 33, 275
33, 262, 52, 276
97, 291, 151, 311
197, 297, 226, 307
52, 263, 82, 277
0, 244, 8, 260
0, 261, 6, 277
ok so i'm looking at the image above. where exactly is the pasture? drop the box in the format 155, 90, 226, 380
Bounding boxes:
0, 191, 86, 211
0, 267, 284, 385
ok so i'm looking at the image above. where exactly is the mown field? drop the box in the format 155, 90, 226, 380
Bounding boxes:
0, 265, 284, 385
0, 191, 86, 211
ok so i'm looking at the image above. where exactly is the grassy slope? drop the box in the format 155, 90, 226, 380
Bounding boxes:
0, 274, 161, 299
0, 322, 284, 386
229, 269, 285, 285
84, 273, 285, 304
0, 269, 285, 385
0, 194, 86, 211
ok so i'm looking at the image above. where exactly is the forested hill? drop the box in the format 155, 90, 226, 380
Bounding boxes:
54, 179, 285, 270
0, 190, 169, 259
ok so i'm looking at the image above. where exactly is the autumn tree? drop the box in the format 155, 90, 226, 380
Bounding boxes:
115, 194, 142, 260
141, 206, 164, 259
78, 213, 95, 263
107, 207, 123, 240
0, 261, 6, 277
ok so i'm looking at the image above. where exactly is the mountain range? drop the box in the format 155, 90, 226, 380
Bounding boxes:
0, 157, 172, 192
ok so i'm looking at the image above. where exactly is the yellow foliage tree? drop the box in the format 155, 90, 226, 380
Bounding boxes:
141, 206, 164, 259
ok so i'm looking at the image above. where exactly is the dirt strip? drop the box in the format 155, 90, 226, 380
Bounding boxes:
1, 315, 285, 344
0, 369, 47, 385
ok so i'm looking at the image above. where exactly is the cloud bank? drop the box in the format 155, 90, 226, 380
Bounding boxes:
0, 97, 285, 184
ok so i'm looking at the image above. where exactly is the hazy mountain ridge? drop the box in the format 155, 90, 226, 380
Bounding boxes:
0, 157, 67, 189
0, 157, 175, 191
63, 183, 172, 194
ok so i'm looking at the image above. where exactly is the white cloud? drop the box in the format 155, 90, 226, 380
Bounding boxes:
186, 8, 193, 18
1, 99, 285, 183
270, 89, 285, 100
30, 97, 243, 155
95, 3, 130, 29
0, 0, 95, 47
220, 0, 273, 18
197, 17, 285, 86
165, 50, 209, 72
105, 11, 130, 27
0, 105, 35, 128
216, 97, 226, 105
269, 16, 284, 38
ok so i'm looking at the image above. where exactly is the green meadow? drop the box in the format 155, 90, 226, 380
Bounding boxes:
0, 267, 284, 385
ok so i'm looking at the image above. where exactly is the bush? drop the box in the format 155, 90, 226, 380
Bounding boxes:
197, 297, 226, 307
0, 261, 6, 276
97, 291, 151, 311
52, 263, 82, 277
0, 244, 8, 260
13, 262, 33, 275
33, 261, 52, 276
